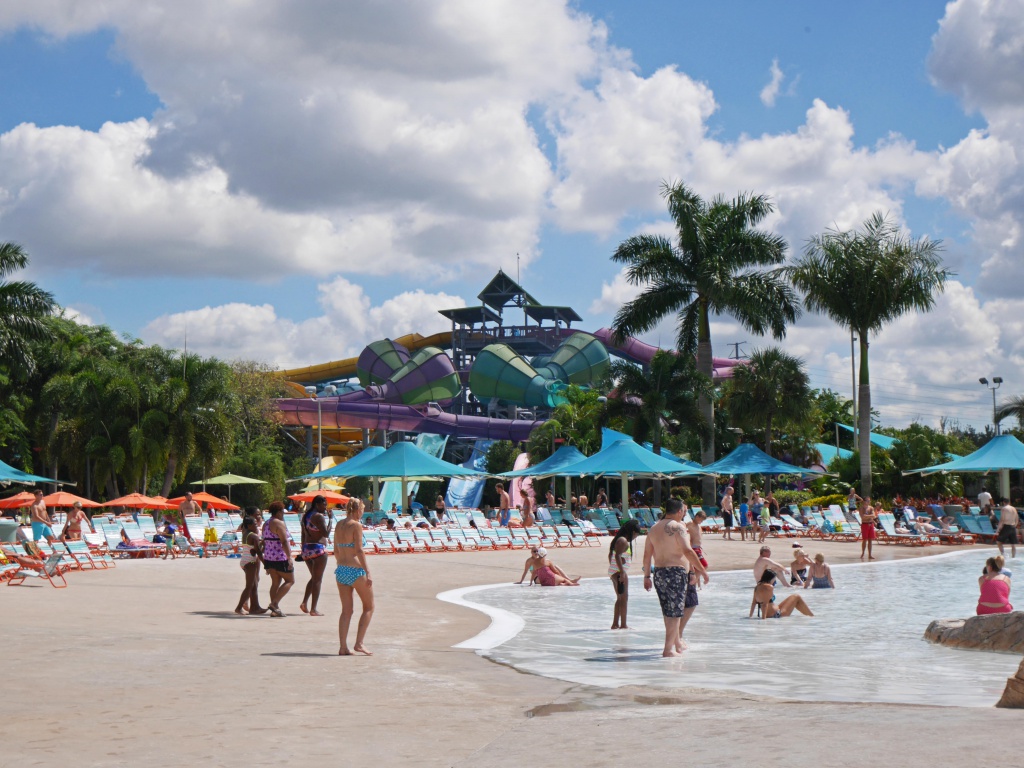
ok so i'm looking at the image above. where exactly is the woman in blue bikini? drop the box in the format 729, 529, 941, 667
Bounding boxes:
334, 497, 374, 656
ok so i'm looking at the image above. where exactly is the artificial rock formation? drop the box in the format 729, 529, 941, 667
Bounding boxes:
997, 658, 1024, 708
924, 614, 1024, 708
924, 613, 1024, 653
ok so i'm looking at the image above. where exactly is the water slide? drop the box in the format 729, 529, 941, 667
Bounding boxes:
444, 439, 491, 510
276, 327, 738, 440
280, 332, 458, 384
572, 327, 740, 379
276, 398, 541, 442
509, 452, 532, 509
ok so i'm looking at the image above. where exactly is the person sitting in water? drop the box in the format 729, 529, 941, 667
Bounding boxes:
750, 569, 814, 619
977, 555, 1013, 615
516, 547, 541, 585
521, 547, 579, 587
753, 546, 792, 585
789, 546, 812, 586
804, 553, 834, 589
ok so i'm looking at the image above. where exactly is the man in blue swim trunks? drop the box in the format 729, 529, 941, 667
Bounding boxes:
643, 500, 709, 657
29, 489, 57, 544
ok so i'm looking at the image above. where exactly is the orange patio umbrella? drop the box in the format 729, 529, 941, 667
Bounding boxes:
102, 493, 177, 509
167, 491, 240, 511
289, 490, 350, 506
0, 491, 36, 509
42, 491, 102, 508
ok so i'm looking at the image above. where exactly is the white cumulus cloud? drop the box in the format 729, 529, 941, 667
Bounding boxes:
760, 58, 785, 107
141, 279, 465, 369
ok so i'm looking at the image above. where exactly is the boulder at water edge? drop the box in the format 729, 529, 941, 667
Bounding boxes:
997, 658, 1024, 708
924, 613, 1024, 708
924, 613, 1024, 653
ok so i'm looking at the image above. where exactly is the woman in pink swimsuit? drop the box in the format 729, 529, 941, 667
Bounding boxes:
977, 555, 1013, 615
531, 548, 580, 587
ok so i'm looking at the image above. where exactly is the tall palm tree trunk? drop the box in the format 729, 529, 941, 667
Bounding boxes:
652, 433, 663, 507
697, 304, 716, 505
161, 454, 178, 498
858, 335, 872, 499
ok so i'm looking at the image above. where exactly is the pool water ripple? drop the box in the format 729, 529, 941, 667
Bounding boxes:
462, 550, 1021, 707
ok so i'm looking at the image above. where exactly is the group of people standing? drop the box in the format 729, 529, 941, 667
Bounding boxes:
718, 487, 782, 543
234, 496, 375, 656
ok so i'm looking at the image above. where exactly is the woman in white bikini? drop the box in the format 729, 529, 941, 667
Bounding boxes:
334, 498, 374, 656
234, 515, 267, 615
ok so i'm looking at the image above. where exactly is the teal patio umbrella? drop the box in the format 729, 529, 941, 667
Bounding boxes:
903, 434, 1024, 499
0, 459, 71, 487
290, 445, 387, 507
559, 439, 707, 511
499, 444, 588, 512
326, 441, 485, 514
701, 443, 827, 478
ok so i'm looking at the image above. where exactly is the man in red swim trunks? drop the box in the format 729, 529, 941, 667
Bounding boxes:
685, 510, 709, 568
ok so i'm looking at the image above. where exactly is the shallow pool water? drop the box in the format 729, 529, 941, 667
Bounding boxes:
460, 550, 1021, 707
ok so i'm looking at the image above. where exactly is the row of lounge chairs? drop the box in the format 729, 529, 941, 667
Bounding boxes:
0, 539, 119, 588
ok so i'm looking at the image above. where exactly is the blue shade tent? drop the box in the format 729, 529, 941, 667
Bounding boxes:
0, 459, 68, 486
702, 443, 826, 477
837, 424, 899, 450
904, 434, 1024, 475
814, 443, 853, 466
499, 445, 588, 478
500, 445, 588, 505
561, 438, 707, 510
601, 427, 702, 468
332, 441, 485, 514
295, 446, 385, 480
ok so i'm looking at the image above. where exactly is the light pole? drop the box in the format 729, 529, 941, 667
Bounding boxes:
980, 376, 1008, 500
979, 376, 1003, 435
304, 385, 337, 489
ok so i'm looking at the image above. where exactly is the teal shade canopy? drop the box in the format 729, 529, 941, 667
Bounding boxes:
904, 434, 1024, 475
702, 443, 826, 477
499, 445, 588, 478
837, 424, 899, 450
0, 459, 68, 486
814, 443, 854, 465
601, 427, 701, 468
560, 439, 707, 478
294, 446, 386, 480
331, 441, 486, 481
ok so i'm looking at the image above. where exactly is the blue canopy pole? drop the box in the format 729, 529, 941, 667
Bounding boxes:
620, 471, 628, 515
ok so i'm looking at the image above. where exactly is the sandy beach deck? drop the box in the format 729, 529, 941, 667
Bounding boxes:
5, 537, 1018, 766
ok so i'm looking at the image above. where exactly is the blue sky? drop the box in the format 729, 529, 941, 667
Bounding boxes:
1, 1, 1022, 430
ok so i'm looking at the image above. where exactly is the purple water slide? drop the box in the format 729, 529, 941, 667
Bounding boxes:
276, 398, 542, 442
582, 327, 740, 378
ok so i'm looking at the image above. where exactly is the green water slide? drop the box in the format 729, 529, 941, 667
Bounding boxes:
469, 332, 610, 407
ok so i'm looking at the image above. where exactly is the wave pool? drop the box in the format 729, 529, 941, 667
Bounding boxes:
447, 550, 1021, 707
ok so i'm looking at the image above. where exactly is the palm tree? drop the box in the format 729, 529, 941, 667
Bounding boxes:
789, 213, 949, 498
995, 396, 1024, 431
603, 350, 712, 504
725, 347, 814, 456
159, 353, 235, 496
0, 242, 56, 373
610, 182, 799, 503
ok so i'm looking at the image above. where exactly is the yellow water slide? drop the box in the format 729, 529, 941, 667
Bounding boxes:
278, 331, 454, 384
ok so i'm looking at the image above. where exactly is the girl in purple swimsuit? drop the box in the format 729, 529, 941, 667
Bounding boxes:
299, 495, 331, 617
334, 498, 374, 656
